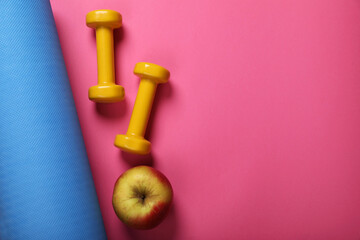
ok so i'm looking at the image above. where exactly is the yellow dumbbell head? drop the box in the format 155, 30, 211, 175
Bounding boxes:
114, 135, 151, 155
86, 9, 122, 29
89, 84, 125, 103
134, 62, 170, 84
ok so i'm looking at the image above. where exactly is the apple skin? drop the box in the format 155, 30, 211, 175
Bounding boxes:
112, 165, 173, 229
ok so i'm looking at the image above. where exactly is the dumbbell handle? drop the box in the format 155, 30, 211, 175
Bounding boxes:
96, 27, 115, 85
127, 79, 157, 137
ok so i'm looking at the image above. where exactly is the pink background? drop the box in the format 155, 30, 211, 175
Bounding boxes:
50, 0, 360, 239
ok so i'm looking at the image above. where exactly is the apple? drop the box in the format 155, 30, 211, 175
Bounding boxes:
112, 165, 173, 229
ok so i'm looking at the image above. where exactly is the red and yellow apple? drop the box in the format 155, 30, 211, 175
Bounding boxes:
112, 165, 173, 229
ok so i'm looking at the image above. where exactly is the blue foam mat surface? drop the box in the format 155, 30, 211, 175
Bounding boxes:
0, 1, 107, 239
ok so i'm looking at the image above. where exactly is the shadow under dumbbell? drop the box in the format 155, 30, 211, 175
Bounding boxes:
95, 99, 127, 118
121, 151, 155, 168
145, 81, 173, 142
114, 25, 125, 88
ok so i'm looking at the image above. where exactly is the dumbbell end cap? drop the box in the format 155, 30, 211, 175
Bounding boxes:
89, 84, 125, 103
114, 134, 151, 155
86, 9, 122, 29
134, 62, 170, 84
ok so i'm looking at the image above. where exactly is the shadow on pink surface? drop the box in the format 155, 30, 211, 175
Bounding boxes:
146, 81, 173, 142
113, 25, 125, 88
123, 201, 178, 240
121, 151, 154, 167
96, 100, 127, 118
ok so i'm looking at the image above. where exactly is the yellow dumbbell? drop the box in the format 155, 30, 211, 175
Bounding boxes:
114, 62, 170, 155
86, 9, 124, 103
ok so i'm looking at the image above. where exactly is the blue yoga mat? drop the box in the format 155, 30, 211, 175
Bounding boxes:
0, 1, 107, 239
